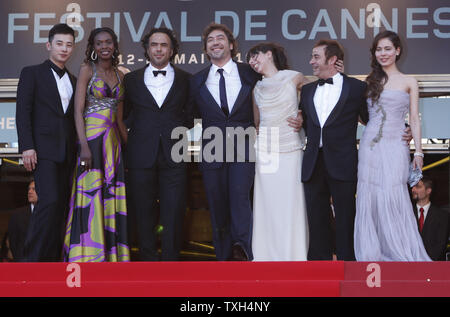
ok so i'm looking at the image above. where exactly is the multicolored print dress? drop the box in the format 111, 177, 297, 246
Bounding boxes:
64, 63, 130, 262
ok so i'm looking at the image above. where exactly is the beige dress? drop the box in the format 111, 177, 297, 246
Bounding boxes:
252, 70, 309, 261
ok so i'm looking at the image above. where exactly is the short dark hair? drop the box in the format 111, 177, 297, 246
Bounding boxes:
141, 27, 179, 62
246, 42, 290, 71
313, 39, 344, 63
421, 176, 434, 192
202, 23, 238, 60
48, 23, 75, 43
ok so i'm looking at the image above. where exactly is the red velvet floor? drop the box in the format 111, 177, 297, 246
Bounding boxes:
0, 261, 448, 297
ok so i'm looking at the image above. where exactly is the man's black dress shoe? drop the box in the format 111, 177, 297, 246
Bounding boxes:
229, 244, 249, 261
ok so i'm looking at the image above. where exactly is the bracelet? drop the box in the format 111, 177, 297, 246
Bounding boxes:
414, 152, 424, 157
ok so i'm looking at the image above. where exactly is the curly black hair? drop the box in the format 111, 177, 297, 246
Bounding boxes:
84, 27, 120, 67
141, 27, 179, 62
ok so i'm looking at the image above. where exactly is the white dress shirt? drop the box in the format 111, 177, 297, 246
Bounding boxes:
51, 70, 73, 113
416, 202, 431, 222
144, 64, 174, 107
313, 72, 343, 147
206, 59, 242, 113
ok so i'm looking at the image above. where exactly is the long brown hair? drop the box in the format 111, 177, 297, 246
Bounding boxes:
366, 31, 403, 103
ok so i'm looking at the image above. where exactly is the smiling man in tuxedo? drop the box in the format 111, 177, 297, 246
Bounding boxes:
124, 28, 192, 261
299, 39, 369, 261
16, 23, 77, 262
189, 23, 261, 261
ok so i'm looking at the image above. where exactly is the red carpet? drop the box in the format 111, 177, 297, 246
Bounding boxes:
0, 261, 343, 297
341, 262, 450, 297
0, 261, 448, 297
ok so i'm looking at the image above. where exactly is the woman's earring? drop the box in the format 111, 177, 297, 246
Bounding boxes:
91, 50, 98, 61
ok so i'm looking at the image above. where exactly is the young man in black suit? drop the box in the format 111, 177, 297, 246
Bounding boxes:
412, 177, 450, 261
124, 28, 192, 261
16, 23, 77, 262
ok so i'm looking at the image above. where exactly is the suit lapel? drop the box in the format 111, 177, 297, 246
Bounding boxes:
413, 205, 419, 222
137, 66, 160, 109
324, 74, 350, 127
159, 65, 179, 109
43, 61, 64, 115
65, 71, 76, 116
422, 204, 435, 235
306, 82, 321, 127
200, 84, 224, 116
229, 63, 252, 117
198, 65, 224, 117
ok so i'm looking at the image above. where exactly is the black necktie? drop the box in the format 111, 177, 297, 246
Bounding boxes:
217, 68, 229, 117
49, 60, 66, 78
318, 78, 333, 86
153, 70, 167, 77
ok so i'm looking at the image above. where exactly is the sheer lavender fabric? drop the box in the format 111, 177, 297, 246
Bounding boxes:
354, 89, 431, 261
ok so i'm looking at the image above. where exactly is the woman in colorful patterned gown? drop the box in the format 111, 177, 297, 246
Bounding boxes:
64, 28, 130, 262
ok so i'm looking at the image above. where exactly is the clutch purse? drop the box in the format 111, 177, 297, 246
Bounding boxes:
408, 162, 423, 187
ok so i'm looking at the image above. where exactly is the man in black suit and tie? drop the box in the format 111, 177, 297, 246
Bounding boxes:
299, 40, 369, 261
16, 24, 77, 262
412, 177, 450, 261
190, 23, 260, 261
124, 28, 192, 261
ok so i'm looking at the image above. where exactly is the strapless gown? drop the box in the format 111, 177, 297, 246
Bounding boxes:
354, 89, 431, 261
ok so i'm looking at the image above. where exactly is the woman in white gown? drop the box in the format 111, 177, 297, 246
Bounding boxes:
247, 43, 344, 261
247, 43, 307, 261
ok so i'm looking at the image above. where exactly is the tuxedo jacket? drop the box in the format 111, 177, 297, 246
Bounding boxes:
300, 74, 368, 182
16, 60, 77, 163
414, 204, 450, 261
7, 205, 32, 261
123, 64, 192, 168
190, 62, 260, 170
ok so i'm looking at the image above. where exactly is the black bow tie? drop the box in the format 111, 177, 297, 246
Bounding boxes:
153, 70, 167, 77
318, 78, 333, 86
49, 60, 66, 78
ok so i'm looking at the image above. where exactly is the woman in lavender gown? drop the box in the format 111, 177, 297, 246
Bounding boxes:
354, 31, 431, 261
